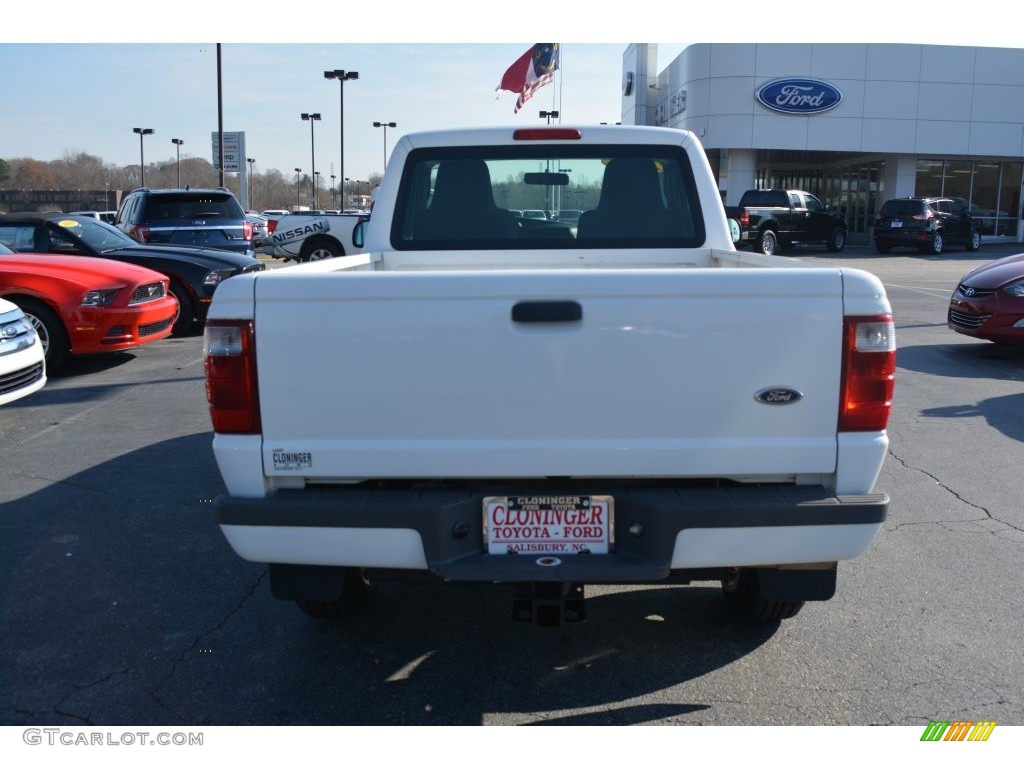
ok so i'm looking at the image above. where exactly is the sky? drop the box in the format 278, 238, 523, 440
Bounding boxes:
0, 42, 654, 183
2, 2, 1021, 186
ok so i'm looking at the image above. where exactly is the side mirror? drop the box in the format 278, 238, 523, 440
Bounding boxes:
352, 219, 366, 250
727, 217, 741, 245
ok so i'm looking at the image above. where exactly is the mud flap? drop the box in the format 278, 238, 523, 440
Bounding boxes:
756, 566, 837, 602
269, 563, 348, 602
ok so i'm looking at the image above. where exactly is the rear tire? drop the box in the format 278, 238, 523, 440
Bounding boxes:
758, 229, 779, 256
826, 227, 846, 252
928, 231, 944, 255
299, 237, 342, 263
875, 240, 892, 254
966, 228, 981, 251
721, 567, 804, 621
295, 568, 376, 620
13, 298, 69, 373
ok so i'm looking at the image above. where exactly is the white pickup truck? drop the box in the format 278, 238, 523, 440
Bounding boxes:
204, 125, 894, 625
261, 212, 365, 263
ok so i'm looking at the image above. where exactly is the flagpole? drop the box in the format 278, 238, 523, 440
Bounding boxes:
557, 45, 563, 123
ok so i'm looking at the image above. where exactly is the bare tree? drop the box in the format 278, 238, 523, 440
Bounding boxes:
10, 159, 57, 190
0, 151, 371, 212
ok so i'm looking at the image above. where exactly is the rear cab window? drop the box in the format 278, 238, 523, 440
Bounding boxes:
391, 144, 706, 251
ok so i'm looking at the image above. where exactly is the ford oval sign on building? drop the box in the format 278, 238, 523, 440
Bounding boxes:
756, 78, 842, 115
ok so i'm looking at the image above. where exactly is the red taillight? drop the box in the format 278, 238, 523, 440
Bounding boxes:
204, 320, 261, 434
911, 210, 934, 220
738, 211, 750, 229
512, 128, 582, 140
267, 219, 278, 234
132, 225, 151, 242
243, 221, 254, 240
839, 315, 896, 432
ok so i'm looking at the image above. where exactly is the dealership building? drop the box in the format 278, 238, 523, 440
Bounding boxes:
621, 43, 1024, 244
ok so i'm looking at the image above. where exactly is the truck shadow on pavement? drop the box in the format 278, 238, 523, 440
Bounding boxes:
274, 581, 779, 725
1, 433, 781, 728
896, 342, 1024, 443
897, 340, 1024, 381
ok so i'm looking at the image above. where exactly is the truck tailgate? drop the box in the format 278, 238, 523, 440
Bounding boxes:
253, 268, 844, 481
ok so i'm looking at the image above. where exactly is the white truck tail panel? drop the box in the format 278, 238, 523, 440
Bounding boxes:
253, 268, 845, 482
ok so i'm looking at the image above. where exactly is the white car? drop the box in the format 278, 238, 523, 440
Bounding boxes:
245, 213, 270, 246
69, 210, 117, 224
0, 297, 46, 405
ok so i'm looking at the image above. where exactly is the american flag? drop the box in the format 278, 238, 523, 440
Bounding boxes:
496, 44, 560, 114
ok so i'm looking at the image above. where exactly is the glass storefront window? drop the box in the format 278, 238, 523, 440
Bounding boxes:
943, 160, 973, 200
915, 159, 1022, 239
998, 162, 1022, 237
971, 162, 1000, 235
915, 160, 944, 197
744, 154, 1021, 243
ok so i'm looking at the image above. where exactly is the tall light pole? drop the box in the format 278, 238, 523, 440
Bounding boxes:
246, 157, 256, 209
330, 173, 336, 209
171, 138, 184, 187
301, 112, 321, 207
294, 168, 302, 209
324, 69, 358, 208
216, 44, 225, 187
314, 171, 321, 208
373, 121, 396, 173
133, 127, 154, 187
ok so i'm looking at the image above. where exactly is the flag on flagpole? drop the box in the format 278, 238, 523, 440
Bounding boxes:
496, 44, 560, 113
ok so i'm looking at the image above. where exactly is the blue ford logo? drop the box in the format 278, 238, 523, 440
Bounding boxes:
755, 387, 803, 405
756, 78, 842, 115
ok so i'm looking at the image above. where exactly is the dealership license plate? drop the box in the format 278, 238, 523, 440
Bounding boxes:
483, 495, 614, 555
890, 221, 903, 228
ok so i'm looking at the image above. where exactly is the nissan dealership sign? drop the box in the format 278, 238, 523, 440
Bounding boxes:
756, 78, 842, 115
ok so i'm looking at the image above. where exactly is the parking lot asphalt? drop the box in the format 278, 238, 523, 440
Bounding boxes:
1, 239, 1023, 732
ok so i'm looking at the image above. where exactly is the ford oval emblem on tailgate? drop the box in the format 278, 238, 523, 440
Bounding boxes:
755, 387, 803, 405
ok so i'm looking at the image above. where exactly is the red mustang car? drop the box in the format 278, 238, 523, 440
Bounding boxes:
0, 241, 179, 371
948, 252, 1024, 344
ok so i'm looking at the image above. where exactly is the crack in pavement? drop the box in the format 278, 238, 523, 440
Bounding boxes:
150, 569, 267, 722
38, 667, 133, 726
887, 448, 1024, 536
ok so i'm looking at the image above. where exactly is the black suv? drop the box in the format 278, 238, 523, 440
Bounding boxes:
114, 188, 255, 257
873, 197, 981, 255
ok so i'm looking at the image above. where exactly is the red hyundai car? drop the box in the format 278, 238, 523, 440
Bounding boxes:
0, 241, 179, 371
948, 252, 1024, 344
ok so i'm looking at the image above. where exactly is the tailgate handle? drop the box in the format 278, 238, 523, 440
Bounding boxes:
512, 301, 582, 323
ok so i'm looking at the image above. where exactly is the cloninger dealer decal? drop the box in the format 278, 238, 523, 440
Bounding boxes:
272, 449, 313, 471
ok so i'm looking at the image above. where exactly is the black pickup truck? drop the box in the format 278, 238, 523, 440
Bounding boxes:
725, 189, 847, 256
